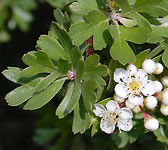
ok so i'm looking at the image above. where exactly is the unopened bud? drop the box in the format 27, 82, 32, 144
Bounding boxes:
160, 104, 168, 116
162, 76, 168, 86
144, 116, 159, 131
125, 99, 135, 109
154, 81, 163, 93
142, 59, 156, 74
144, 96, 158, 110
154, 63, 163, 74
163, 89, 168, 106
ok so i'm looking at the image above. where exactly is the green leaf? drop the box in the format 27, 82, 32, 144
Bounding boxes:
53, 9, 70, 30
109, 25, 150, 64
162, 49, 168, 67
35, 72, 61, 93
72, 98, 91, 134
110, 25, 149, 44
134, 49, 150, 68
115, 0, 132, 13
91, 119, 99, 137
37, 35, 70, 61
57, 59, 72, 74
147, 43, 165, 59
110, 38, 136, 65
125, 12, 152, 32
69, 10, 109, 50
49, 22, 72, 54
5, 77, 42, 106
70, 0, 106, 15
76, 60, 85, 82
108, 60, 118, 89
2, 67, 22, 84
56, 82, 81, 118
112, 132, 129, 148
24, 77, 66, 110
5, 85, 35, 106
81, 79, 97, 112
154, 125, 168, 144
22, 51, 56, 73
84, 54, 108, 79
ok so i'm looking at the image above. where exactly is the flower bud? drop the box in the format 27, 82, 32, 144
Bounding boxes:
125, 99, 135, 109
162, 76, 168, 86
163, 89, 168, 106
127, 64, 137, 76
144, 96, 158, 110
142, 59, 156, 74
154, 63, 163, 74
144, 116, 159, 131
114, 93, 125, 103
154, 81, 163, 93
160, 104, 168, 116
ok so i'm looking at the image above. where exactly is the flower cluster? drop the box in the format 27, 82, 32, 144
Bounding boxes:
93, 59, 168, 134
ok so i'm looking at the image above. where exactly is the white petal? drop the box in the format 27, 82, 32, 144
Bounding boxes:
125, 99, 135, 109
100, 117, 116, 134
142, 59, 156, 74
114, 94, 125, 103
117, 119, 133, 132
135, 69, 148, 82
128, 94, 144, 106
115, 83, 129, 98
141, 80, 156, 96
114, 68, 131, 83
106, 100, 120, 112
126, 64, 137, 76
93, 104, 106, 117
120, 107, 133, 119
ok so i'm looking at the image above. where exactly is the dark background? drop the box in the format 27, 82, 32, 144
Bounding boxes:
0, 2, 54, 150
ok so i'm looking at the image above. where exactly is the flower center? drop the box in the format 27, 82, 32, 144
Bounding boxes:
129, 80, 140, 92
108, 112, 118, 124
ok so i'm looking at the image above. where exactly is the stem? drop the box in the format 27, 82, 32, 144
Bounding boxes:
139, 105, 149, 118
86, 36, 94, 57
119, 103, 124, 108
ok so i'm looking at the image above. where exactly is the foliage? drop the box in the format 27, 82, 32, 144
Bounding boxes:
2, 0, 168, 149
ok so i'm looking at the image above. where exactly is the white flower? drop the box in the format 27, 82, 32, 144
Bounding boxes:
114, 68, 156, 106
160, 104, 168, 116
144, 96, 158, 110
162, 89, 168, 106
93, 100, 133, 134
142, 59, 156, 74
154, 63, 163, 75
144, 116, 159, 131
162, 76, 168, 86
154, 81, 163, 93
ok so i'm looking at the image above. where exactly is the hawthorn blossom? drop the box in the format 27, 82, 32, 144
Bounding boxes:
93, 100, 133, 134
114, 65, 157, 106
